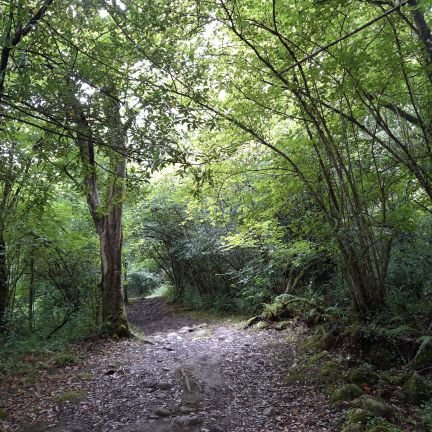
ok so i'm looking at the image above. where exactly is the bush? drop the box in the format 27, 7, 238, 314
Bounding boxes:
126, 271, 161, 298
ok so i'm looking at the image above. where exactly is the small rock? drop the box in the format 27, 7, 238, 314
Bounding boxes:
167, 332, 178, 338
403, 372, 432, 404
244, 316, 263, 329
179, 405, 195, 414
154, 408, 172, 417
142, 380, 158, 388
174, 415, 201, 426
209, 426, 224, 432
46, 422, 86, 432
263, 407, 274, 416
157, 382, 172, 390
18, 423, 51, 432
273, 321, 291, 331
393, 389, 407, 401
255, 321, 270, 330
350, 395, 392, 419
194, 329, 208, 337
347, 365, 379, 386
331, 384, 363, 404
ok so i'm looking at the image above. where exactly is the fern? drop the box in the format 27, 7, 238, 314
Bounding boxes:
412, 335, 432, 364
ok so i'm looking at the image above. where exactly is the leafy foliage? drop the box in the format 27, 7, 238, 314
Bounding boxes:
421, 400, 432, 432
0, 7, 431, 421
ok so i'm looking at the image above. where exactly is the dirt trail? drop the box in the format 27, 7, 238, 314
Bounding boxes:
1, 298, 339, 431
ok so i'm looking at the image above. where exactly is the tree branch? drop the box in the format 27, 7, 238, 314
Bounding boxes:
0, 0, 55, 98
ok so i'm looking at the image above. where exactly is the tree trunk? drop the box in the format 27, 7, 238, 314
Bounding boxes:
100, 211, 129, 337
70, 85, 131, 338
98, 146, 129, 336
0, 227, 8, 330
28, 256, 35, 329
123, 260, 129, 304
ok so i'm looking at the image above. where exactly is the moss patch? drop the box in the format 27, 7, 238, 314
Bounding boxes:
350, 395, 392, 419
53, 352, 78, 368
380, 369, 410, 386
78, 371, 92, 381
403, 372, 432, 404
253, 321, 270, 331
55, 390, 88, 403
0, 408, 7, 419
285, 350, 345, 387
348, 365, 379, 386
331, 384, 364, 404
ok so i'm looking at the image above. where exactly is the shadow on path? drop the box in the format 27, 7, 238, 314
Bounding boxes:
126, 297, 198, 335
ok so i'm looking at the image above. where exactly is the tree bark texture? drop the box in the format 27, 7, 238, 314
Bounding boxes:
28, 256, 35, 329
98, 151, 129, 337
0, 227, 8, 330
70, 87, 130, 337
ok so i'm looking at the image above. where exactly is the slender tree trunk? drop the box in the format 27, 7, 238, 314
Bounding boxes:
0, 226, 8, 330
28, 256, 35, 329
123, 260, 129, 304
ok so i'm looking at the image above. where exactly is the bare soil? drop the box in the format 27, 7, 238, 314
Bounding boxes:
0, 297, 340, 432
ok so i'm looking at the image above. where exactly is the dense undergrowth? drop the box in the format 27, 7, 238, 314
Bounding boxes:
246, 293, 432, 431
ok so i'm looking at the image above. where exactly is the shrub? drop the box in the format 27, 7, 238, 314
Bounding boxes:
126, 271, 161, 298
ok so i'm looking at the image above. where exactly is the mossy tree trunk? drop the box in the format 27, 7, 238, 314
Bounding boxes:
99, 199, 129, 337
70, 85, 130, 338
98, 127, 129, 337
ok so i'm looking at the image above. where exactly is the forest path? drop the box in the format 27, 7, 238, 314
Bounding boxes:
2, 297, 339, 432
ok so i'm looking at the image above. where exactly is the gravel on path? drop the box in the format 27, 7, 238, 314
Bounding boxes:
0, 297, 340, 432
